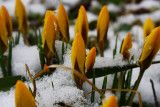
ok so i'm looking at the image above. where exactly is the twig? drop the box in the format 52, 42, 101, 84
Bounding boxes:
150, 79, 159, 107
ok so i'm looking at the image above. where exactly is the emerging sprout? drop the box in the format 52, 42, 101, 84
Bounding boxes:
85, 47, 96, 77
121, 32, 132, 60
15, 0, 29, 35
139, 26, 160, 71
0, 15, 8, 53
102, 95, 118, 107
58, 3, 70, 43
71, 33, 86, 89
143, 18, 155, 41
42, 11, 57, 62
75, 5, 88, 46
0, 5, 12, 38
97, 6, 109, 57
15, 80, 36, 107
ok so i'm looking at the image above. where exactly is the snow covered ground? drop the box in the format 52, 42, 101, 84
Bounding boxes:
0, 0, 160, 106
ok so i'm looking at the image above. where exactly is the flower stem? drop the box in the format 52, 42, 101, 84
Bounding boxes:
126, 69, 144, 105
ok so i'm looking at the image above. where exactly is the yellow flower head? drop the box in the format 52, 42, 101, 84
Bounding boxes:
121, 32, 132, 60
44, 10, 59, 35
102, 95, 118, 107
139, 26, 160, 71
58, 3, 70, 43
71, 32, 86, 88
97, 5, 109, 57
0, 15, 8, 53
15, 80, 36, 107
0, 5, 12, 38
143, 18, 155, 41
15, 0, 29, 35
85, 47, 96, 76
75, 5, 88, 46
42, 11, 57, 59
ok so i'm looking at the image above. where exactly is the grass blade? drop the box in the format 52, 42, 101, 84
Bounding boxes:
0, 46, 7, 77
91, 69, 95, 103
8, 39, 13, 76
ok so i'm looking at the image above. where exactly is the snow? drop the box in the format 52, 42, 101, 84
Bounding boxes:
125, 0, 160, 11
108, 3, 121, 13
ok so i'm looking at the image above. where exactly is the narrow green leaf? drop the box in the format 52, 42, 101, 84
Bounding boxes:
102, 75, 107, 94
0, 75, 25, 91
54, 47, 59, 64
112, 73, 118, 93
0, 46, 7, 77
34, 28, 38, 46
39, 29, 42, 45
62, 42, 64, 62
91, 69, 95, 103
8, 39, 13, 76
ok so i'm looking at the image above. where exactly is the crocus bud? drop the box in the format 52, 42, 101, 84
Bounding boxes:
15, 80, 36, 107
0, 15, 8, 53
102, 95, 118, 107
75, 5, 88, 46
139, 26, 160, 71
58, 3, 70, 43
121, 32, 132, 60
15, 0, 29, 35
143, 18, 155, 41
0, 5, 12, 38
97, 6, 109, 57
85, 47, 96, 76
71, 33, 86, 89
42, 11, 57, 59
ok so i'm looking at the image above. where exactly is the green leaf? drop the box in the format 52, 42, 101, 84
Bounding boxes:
0, 75, 26, 91
0, 46, 7, 77
91, 69, 95, 103
8, 39, 13, 76
118, 24, 132, 32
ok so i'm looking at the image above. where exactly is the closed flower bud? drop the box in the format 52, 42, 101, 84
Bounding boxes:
15, 80, 36, 107
58, 3, 70, 43
85, 47, 96, 76
15, 0, 29, 35
75, 5, 88, 46
42, 11, 57, 59
0, 15, 8, 53
71, 33, 86, 89
139, 26, 160, 71
102, 95, 118, 107
143, 18, 155, 41
121, 32, 132, 60
97, 6, 109, 57
0, 5, 12, 38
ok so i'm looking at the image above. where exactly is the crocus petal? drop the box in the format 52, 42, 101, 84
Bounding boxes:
85, 47, 96, 76
58, 3, 70, 43
139, 26, 160, 71
143, 18, 155, 40
42, 12, 56, 58
71, 32, 86, 88
97, 5, 109, 57
0, 5, 12, 38
75, 5, 88, 46
15, 80, 36, 107
15, 0, 29, 35
102, 95, 118, 107
121, 32, 132, 60
0, 15, 8, 53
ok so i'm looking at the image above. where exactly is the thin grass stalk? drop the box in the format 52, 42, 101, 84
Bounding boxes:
91, 69, 95, 103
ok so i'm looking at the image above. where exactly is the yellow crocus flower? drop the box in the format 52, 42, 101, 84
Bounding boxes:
71, 32, 86, 89
42, 12, 56, 59
0, 5, 12, 38
15, 0, 29, 35
97, 6, 109, 57
143, 18, 155, 41
15, 80, 36, 107
102, 95, 118, 107
139, 26, 160, 71
75, 5, 88, 46
0, 15, 8, 53
121, 32, 132, 60
85, 47, 96, 76
58, 3, 70, 43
